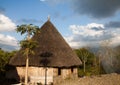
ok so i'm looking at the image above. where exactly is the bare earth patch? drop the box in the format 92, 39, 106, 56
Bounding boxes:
57, 73, 120, 85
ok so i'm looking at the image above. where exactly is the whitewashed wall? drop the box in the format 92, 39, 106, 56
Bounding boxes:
17, 67, 53, 84
6, 67, 78, 85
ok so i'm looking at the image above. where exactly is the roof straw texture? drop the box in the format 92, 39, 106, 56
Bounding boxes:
9, 20, 82, 67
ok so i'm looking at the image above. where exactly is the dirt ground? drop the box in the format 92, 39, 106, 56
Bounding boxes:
57, 73, 120, 85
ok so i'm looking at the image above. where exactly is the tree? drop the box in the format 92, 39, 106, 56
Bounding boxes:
16, 24, 39, 85
75, 47, 104, 76
75, 48, 90, 72
0, 49, 17, 73
0, 49, 6, 72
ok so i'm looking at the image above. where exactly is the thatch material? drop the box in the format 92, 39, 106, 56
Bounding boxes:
9, 20, 82, 67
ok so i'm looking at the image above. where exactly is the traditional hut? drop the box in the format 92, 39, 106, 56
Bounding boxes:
9, 19, 82, 84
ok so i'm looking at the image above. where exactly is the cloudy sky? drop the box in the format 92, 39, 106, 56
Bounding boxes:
0, 0, 120, 51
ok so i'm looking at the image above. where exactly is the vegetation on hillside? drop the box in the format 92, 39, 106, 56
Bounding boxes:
75, 47, 105, 77
75, 44, 120, 77
0, 49, 17, 74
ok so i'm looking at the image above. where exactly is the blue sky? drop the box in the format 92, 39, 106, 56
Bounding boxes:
0, 0, 120, 51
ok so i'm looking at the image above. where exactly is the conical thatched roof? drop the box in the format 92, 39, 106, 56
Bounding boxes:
9, 20, 82, 67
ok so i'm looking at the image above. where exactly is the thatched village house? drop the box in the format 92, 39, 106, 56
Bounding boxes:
8, 19, 82, 85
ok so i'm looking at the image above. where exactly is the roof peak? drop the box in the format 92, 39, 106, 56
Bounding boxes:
47, 15, 50, 21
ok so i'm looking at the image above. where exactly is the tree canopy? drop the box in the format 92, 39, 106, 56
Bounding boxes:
0, 49, 17, 73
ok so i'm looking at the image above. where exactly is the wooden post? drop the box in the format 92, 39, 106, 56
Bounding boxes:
45, 68, 47, 85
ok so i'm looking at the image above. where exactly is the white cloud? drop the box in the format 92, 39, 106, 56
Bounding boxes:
109, 29, 120, 46
64, 36, 87, 48
0, 33, 18, 51
0, 14, 16, 32
40, 0, 46, 1
45, 0, 66, 5
0, 14, 18, 51
0, 34, 18, 47
65, 23, 120, 48
70, 23, 104, 37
